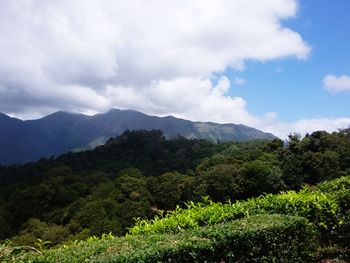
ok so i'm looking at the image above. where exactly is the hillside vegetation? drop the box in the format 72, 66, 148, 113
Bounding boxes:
0, 129, 350, 261
2, 176, 349, 262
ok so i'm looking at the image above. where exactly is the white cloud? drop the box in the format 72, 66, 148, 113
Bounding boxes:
265, 112, 278, 121
4, 0, 344, 138
234, 77, 246, 85
106, 79, 350, 139
323, 75, 350, 93
0, 0, 309, 117
259, 117, 350, 139
105, 76, 258, 125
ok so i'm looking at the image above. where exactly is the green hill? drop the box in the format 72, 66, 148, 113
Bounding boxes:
0, 109, 275, 165
0, 129, 350, 262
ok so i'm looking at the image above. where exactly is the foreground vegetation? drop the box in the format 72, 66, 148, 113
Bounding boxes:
0, 129, 350, 261
1, 176, 348, 262
2, 214, 317, 262
131, 176, 350, 254
131, 176, 349, 237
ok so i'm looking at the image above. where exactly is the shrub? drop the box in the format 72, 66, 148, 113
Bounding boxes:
14, 214, 317, 263
316, 175, 350, 192
316, 176, 350, 247
130, 187, 342, 236
316, 175, 350, 209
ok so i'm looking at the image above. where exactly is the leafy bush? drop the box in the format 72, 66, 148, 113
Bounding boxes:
317, 175, 350, 191
0, 240, 41, 263
130, 176, 350, 254
316, 176, 350, 247
130, 186, 342, 235
10, 218, 71, 247
316, 175, 350, 209
10, 214, 317, 263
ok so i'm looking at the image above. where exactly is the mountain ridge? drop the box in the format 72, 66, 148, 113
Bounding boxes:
0, 109, 276, 165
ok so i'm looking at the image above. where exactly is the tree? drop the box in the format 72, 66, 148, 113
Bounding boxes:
152, 172, 191, 210
195, 164, 245, 202
242, 160, 287, 196
74, 200, 122, 236
11, 218, 70, 246
264, 138, 284, 152
114, 173, 152, 204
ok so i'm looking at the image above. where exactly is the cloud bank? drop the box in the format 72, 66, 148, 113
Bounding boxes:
262, 116, 350, 138
1, 0, 348, 137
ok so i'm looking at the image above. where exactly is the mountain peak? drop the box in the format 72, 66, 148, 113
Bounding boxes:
0, 112, 10, 119
0, 112, 23, 122
106, 108, 147, 115
39, 111, 89, 122
43, 110, 80, 118
0, 109, 276, 165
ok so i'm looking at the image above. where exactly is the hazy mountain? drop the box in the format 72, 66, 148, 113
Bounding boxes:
0, 109, 275, 165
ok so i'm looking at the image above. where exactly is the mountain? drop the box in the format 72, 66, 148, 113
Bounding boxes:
0, 109, 275, 165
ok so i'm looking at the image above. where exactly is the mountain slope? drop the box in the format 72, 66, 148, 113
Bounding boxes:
0, 109, 275, 165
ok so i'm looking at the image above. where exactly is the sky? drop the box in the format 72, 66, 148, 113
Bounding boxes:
0, 0, 349, 138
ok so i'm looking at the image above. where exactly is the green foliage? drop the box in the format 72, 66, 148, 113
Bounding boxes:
0, 240, 41, 263
316, 175, 350, 194
74, 200, 122, 236
221, 139, 271, 161
315, 176, 350, 247
242, 160, 287, 196
194, 164, 245, 202
151, 172, 191, 209
130, 177, 349, 236
114, 173, 152, 204
264, 138, 284, 152
10, 218, 70, 247
0, 131, 230, 245
35, 239, 51, 252
1, 129, 350, 250
11, 215, 317, 263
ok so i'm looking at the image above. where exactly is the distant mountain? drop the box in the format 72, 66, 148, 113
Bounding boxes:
0, 109, 275, 165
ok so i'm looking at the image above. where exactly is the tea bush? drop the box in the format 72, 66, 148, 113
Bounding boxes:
130, 176, 350, 236
10, 214, 317, 263
316, 176, 350, 248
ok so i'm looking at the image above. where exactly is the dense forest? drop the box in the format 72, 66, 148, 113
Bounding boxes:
0, 128, 350, 254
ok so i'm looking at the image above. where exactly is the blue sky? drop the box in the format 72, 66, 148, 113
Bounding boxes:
228, 0, 350, 122
0, 0, 349, 137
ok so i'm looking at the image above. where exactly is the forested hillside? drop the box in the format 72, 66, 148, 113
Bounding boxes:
0, 109, 275, 165
0, 129, 350, 261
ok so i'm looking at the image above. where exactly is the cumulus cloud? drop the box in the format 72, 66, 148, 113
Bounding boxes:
4, 0, 343, 138
323, 75, 350, 94
105, 77, 350, 139
0, 0, 309, 117
105, 76, 258, 125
